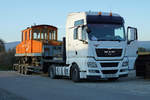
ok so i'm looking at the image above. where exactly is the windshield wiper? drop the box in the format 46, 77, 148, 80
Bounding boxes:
97, 39, 107, 41
98, 39, 115, 41
98, 39, 123, 42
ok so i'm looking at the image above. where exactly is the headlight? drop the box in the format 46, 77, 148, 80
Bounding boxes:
87, 62, 97, 68
122, 61, 128, 66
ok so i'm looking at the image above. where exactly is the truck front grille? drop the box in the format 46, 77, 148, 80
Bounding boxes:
100, 63, 118, 67
96, 49, 122, 57
102, 70, 118, 74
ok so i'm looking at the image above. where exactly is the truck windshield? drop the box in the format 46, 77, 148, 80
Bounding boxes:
87, 24, 125, 41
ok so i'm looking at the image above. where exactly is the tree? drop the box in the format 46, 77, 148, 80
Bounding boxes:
0, 39, 5, 53
138, 47, 146, 52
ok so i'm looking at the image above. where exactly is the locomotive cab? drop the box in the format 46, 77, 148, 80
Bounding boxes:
31, 25, 57, 43
22, 25, 60, 44
16, 25, 62, 57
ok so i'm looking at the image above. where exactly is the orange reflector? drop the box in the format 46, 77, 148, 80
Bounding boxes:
110, 12, 112, 16
98, 12, 102, 15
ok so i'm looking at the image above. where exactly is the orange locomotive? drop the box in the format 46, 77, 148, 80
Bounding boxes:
14, 25, 63, 74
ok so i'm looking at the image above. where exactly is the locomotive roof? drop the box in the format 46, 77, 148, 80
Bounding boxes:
31, 25, 57, 29
22, 24, 57, 32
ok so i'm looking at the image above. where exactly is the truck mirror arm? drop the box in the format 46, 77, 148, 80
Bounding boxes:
79, 39, 88, 44
83, 40, 88, 44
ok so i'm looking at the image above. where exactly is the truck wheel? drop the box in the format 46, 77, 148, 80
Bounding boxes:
48, 65, 56, 79
72, 65, 80, 82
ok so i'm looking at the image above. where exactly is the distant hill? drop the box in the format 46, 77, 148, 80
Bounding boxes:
3, 41, 150, 52
138, 41, 150, 51
4, 41, 20, 51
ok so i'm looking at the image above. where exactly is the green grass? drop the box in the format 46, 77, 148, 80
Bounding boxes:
138, 52, 150, 55
0, 66, 13, 71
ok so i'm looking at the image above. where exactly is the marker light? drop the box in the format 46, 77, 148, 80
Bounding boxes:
98, 12, 102, 15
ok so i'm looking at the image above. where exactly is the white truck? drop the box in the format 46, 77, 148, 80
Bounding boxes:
48, 12, 138, 82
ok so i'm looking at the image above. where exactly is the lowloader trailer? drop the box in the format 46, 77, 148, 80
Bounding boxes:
14, 12, 138, 82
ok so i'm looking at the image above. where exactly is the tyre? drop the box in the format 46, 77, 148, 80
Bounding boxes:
17, 65, 21, 73
146, 63, 150, 71
23, 67, 28, 75
145, 71, 150, 79
136, 71, 145, 77
42, 62, 48, 73
21, 66, 24, 74
71, 64, 80, 82
48, 65, 56, 79
13, 65, 16, 71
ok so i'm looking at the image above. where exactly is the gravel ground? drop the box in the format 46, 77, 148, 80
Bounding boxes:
0, 88, 26, 100
0, 71, 27, 100
0, 71, 150, 100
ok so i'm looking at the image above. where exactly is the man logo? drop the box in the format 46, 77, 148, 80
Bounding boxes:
104, 49, 116, 56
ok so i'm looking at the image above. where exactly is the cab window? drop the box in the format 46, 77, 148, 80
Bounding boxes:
74, 28, 78, 40
82, 27, 87, 40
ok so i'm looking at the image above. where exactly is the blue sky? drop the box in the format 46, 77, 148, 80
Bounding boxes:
0, 0, 150, 42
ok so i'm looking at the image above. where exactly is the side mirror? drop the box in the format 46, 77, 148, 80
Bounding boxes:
77, 26, 88, 44
127, 26, 138, 44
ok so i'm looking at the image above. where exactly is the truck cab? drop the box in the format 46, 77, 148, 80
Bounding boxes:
64, 12, 138, 81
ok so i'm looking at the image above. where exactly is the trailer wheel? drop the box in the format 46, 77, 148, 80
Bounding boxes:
42, 62, 48, 73
72, 64, 80, 82
13, 65, 16, 71
24, 67, 28, 75
17, 65, 21, 73
21, 66, 24, 74
48, 65, 56, 79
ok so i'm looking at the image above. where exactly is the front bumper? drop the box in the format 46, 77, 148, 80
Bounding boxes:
80, 59, 129, 79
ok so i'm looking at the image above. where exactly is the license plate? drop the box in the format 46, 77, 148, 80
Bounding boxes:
104, 74, 118, 78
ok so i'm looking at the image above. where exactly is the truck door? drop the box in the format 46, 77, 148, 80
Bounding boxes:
126, 27, 138, 70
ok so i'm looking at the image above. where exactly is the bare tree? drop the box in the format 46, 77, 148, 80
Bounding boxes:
0, 39, 5, 53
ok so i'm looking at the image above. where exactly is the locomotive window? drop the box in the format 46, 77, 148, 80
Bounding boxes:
25, 32, 27, 40
45, 33, 48, 40
53, 31, 56, 40
37, 33, 40, 39
30, 30, 32, 40
43, 33, 48, 40
33, 32, 40, 40
33, 33, 37, 39
52, 31, 55, 40
43, 33, 46, 39
41, 33, 44, 39
22, 32, 23, 41
41, 33, 45, 40
41, 29, 48, 40
49, 31, 52, 40
33, 29, 41, 40
49, 30, 55, 40
49, 31, 51, 40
